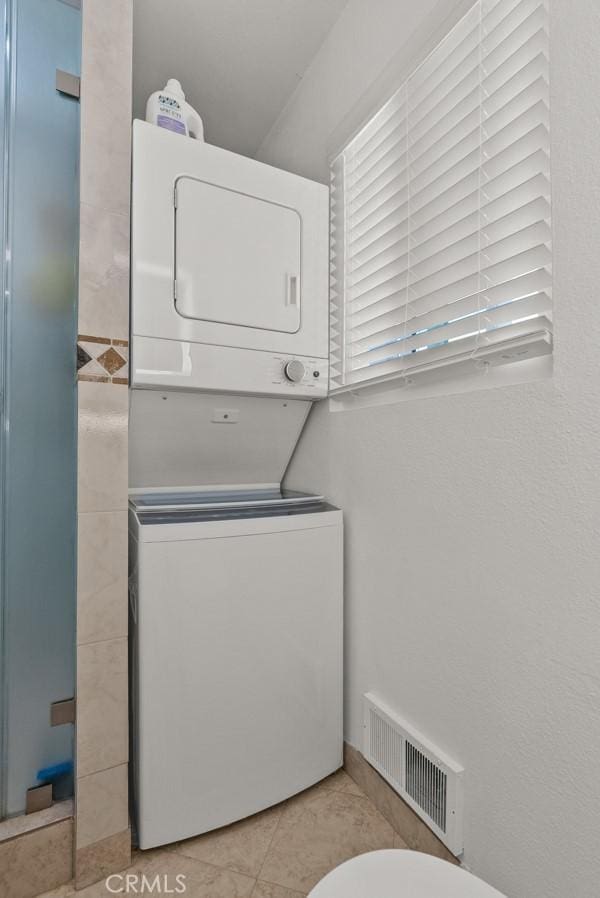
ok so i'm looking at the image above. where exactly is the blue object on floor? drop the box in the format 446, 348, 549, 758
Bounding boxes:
36, 760, 73, 783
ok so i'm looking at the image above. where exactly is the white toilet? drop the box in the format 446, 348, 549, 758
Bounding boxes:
308, 850, 507, 897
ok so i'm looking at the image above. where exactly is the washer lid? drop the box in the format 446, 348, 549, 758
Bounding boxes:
129, 389, 311, 492
129, 487, 324, 515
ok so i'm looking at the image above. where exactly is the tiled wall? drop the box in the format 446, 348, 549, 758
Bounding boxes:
75, 0, 133, 888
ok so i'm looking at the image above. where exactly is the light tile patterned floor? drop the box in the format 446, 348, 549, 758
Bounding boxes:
40, 770, 407, 898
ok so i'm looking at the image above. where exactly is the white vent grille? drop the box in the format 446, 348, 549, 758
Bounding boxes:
368, 706, 403, 790
405, 741, 447, 832
363, 693, 464, 855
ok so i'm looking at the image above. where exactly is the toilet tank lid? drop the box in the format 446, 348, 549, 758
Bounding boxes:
308, 850, 506, 898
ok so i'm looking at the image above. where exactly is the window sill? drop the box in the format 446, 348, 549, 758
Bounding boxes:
329, 351, 553, 412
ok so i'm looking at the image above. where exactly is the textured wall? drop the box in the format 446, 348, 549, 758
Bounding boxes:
75, 0, 133, 887
259, 1, 600, 896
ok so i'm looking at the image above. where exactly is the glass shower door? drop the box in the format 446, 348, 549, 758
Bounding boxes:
0, 0, 81, 818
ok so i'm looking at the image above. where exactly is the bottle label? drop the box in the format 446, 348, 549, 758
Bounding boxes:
158, 94, 180, 109
157, 115, 186, 135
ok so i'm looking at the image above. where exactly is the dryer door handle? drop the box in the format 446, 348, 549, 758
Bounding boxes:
286, 274, 299, 307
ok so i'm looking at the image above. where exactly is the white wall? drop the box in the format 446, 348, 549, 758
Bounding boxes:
259, 2, 600, 897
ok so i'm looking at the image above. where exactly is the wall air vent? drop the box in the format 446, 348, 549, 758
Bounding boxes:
363, 693, 464, 855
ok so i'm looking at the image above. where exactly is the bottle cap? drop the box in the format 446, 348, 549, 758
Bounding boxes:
164, 79, 185, 100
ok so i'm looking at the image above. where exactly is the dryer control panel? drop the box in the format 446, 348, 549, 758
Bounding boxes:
273, 356, 325, 390
131, 337, 328, 399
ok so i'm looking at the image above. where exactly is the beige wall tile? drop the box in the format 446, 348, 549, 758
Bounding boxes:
80, 0, 132, 216
75, 827, 131, 889
78, 381, 128, 513
0, 819, 73, 898
79, 204, 130, 342
77, 765, 129, 849
77, 638, 128, 777
78, 511, 128, 645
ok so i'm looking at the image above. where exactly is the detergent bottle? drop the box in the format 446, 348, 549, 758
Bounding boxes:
145, 79, 204, 140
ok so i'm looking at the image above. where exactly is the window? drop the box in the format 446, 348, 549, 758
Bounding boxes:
330, 0, 551, 397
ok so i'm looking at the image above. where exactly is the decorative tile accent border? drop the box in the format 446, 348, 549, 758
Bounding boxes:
77, 335, 128, 385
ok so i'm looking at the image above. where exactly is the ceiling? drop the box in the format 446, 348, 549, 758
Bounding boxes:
133, 0, 349, 158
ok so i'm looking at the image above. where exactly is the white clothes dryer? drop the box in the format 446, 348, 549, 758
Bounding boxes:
130, 120, 329, 399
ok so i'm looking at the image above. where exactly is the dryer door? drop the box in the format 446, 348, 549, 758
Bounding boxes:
175, 176, 301, 333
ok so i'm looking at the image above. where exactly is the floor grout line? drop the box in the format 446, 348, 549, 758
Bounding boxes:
254, 874, 308, 896
254, 770, 367, 886
255, 803, 287, 884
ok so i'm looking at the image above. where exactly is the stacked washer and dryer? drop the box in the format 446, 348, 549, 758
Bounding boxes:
128, 121, 343, 849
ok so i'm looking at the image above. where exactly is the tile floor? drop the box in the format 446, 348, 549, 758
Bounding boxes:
40, 769, 408, 897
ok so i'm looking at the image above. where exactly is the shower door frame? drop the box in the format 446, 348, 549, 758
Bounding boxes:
0, 0, 80, 820
0, 0, 13, 820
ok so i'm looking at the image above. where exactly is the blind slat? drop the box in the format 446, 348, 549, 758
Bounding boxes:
408, 46, 480, 132
410, 210, 480, 264
354, 112, 406, 165
330, 0, 551, 392
349, 205, 409, 257
410, 128, 480, 197
349, 165, 409, 220
349, 236, 409, 283
482, 1, 546, 66
408, 64, 480, 142
351, 291, 551, 363
353, 222, 409, 267
409, 6, 480, 104
350, 282, 551, 346
482, 31, 547, 99
408, 92, 480, 163
347, 88, 407, 163
410, 150, 481, 216
350, 267, 551, 335
350, 141, 408, 197
344, 318, 551, 385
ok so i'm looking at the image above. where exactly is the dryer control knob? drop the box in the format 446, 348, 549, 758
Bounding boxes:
284, 360, 306, 383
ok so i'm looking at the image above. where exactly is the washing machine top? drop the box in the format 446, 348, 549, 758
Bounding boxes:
129, 487, 324, 514
129, 488, 333, 526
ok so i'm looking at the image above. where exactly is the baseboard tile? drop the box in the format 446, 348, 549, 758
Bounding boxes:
0, 818, 73, 898
344, 742, 459, 865
75, 826, 132, 890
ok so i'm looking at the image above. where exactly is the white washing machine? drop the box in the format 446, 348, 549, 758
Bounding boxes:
131, 120, 329, 398
129, 488, 343, 849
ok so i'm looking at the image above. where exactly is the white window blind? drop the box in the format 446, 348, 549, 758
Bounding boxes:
330, 0, 551, 394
